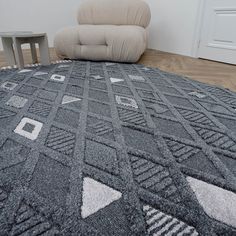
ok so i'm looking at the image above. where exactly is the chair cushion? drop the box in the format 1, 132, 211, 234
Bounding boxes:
77, 0, 151, 28
54, 25, 147, 63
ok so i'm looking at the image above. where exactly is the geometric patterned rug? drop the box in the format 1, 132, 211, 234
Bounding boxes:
0, 61, 235, 235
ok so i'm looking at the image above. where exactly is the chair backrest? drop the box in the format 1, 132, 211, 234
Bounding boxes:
77, 0, 151, 28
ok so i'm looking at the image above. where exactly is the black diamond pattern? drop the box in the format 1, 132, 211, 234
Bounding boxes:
0, 61, 235, 236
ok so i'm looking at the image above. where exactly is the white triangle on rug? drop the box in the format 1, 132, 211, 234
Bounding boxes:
92, 75, 103, 80
81, 177, 122, 218
62, 95, 81, 105
187, 176, 236, 228
110, 78, 124, 83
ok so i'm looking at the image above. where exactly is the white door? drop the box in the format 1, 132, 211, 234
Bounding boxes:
198, 0, 236, 64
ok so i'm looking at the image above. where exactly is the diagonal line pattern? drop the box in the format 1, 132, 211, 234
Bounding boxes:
0, 108, 16, 119
10, 203, 59, 236
203, 86, 236, 108
118, 108, 146, 126
204, 86, 232, 98
194, 126, 236, 152
165, 139, 200, 163
88, 120, 113, 136
177, 108, 215, 126
143, 205, 199, 236
0, 91, 7, 100
130, 156, 182, 204
28, 101, 52, 117
220, 96, 236, 108
45, 126, 76, 156
0, 188, 8, 212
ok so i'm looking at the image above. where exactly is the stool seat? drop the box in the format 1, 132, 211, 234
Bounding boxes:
0, 32, 50, 69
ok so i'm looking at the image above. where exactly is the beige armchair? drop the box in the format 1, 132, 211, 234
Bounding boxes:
54, 0, 151, 63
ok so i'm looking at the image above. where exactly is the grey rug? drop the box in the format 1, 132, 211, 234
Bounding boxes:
0, 61, 235, 236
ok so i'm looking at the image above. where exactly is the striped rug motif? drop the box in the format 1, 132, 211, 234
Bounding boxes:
143, 205, 199, 236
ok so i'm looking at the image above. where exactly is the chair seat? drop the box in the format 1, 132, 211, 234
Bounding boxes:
54, 25, 147, 62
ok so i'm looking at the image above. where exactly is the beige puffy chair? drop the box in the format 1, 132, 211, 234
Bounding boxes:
54, 0, 151, 63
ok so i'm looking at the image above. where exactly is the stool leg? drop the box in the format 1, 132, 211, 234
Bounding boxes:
1, 37, 16, 66
30, 42, 38, 64
13, 38, 24, 69
38, 36, 50, 66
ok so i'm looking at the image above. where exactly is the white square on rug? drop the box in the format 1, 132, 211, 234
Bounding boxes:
0, 81, 18, 90
50, 74, 65, 82
14, 117, 43, 140
115, 95, 138, 109
6, 95, 28, 108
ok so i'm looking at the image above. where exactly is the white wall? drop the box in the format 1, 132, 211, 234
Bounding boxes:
146, 0, 200, 56
0, 0, 201, 57
0, 0, 81, 49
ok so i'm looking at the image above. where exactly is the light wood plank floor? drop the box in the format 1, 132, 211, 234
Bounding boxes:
139, 50, 236, 92
1, 48, 236, 92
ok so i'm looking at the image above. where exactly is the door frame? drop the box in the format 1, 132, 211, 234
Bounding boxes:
191, 0, 206, 58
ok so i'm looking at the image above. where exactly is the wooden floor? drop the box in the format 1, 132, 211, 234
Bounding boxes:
139, 50, 236, 92
1, 48, 236, 92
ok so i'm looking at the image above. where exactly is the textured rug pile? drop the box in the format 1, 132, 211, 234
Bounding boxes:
0, 61, 235, 235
